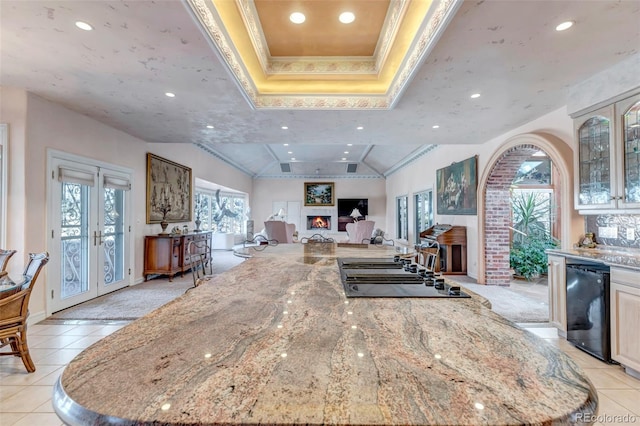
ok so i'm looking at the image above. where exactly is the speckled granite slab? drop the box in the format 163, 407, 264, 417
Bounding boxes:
54, 244, 596, 425
547, 246, 640, 271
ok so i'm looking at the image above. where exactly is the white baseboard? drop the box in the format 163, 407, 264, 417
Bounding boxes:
28, 310, 47, 326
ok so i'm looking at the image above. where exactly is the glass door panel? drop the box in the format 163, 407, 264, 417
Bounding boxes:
101, 187, 125, 290
60, 182, 91, 300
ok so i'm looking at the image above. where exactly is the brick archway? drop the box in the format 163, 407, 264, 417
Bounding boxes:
477, 133, 574, 285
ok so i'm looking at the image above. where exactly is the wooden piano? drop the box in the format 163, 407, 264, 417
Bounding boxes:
417, 224, 467, 275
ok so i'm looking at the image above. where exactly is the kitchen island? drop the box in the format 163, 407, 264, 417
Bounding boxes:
54, 244, 597, 425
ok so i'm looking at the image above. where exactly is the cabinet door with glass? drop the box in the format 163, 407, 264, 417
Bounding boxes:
574, 105, 616, 209
615, 93, 640, 209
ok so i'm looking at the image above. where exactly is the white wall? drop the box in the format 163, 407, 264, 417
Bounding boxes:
385, 106, 580, 279
4, 89, 252, 319
252, 178, 386, 237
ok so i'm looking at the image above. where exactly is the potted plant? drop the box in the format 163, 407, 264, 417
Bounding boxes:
509, 191, 558, 280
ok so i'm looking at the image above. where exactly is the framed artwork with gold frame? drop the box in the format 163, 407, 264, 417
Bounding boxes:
304, 182, 335, 206
146, 153, 192, 223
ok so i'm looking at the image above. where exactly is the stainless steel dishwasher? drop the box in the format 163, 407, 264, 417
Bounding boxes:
566, 259, 612, 362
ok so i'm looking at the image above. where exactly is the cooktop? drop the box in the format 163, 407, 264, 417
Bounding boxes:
337, 258, 470, 299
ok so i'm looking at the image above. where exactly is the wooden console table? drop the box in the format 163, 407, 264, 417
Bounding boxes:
143, 231, 212, 281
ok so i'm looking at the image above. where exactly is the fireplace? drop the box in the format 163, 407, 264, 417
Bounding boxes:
307, 216, 331, 230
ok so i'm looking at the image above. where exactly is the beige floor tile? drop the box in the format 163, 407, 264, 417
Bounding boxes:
21, 347, 59, 363
89, 324, 128, 336
592, 393, 640, 424
599, 389, 640, 415
0, 365, 62, 386
63, 335, 104, 349
582, 368, 635, 389
32, 367, 64, 386
29, 334, 85, 349
602, 368, 640, 390
0, 412, 27, 425
10, 412, 63, 426
0, 385, 53, 412
524, 327, 558, 339
28, 325, 79, 336
0, 386, 26, 402
36, 349, 84, 366
33, 398, 55, 413
59, 325, 110, 336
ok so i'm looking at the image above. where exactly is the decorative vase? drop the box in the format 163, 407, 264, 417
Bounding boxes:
159, 220, 169, 235
195, 218, 201, 232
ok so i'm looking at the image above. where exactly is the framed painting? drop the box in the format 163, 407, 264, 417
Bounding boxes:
146, 153, 192, 223
304, 182, 335, 206
436, 155, 478, 215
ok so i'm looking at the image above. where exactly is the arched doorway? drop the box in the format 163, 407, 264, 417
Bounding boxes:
477, 133, 574, 285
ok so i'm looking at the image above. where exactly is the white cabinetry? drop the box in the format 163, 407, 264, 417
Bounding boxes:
610, 267, 640, 374
548, 254, 566, 334
574, 92, 640, 212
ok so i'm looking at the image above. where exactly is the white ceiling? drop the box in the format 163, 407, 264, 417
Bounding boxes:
1, 0, 639, 178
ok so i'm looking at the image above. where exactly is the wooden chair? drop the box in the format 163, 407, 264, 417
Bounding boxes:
187, 240, 213, 287
0, 249, 17, 271
0, 252, 49, 373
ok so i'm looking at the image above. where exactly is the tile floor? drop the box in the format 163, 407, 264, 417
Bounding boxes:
1, 321, 639, 425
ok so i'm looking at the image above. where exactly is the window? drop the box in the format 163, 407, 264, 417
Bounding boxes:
414, 190, 433, 244
396, 195, 408, 241
195, 189, 246, 234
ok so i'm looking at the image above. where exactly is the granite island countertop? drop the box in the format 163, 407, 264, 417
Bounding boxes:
54, 244, 597, 425
547, 246, 640, 271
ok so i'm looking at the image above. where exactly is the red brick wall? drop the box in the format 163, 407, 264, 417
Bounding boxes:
483, 145, 539, 285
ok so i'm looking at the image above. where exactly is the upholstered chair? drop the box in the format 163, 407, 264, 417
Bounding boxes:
264, 221, 296, 243
345, 220, 375, 244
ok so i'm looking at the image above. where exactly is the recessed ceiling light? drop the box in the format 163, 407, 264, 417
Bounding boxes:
347, 143, 353, 146
291, 157, 296, 161
342, 157, 347, 161
75, 21, 93, 31
555, 21, 574, 31
206, 125, 214, 129
356, 126, 363, 130
470, 93, 481, 99
344, 151, 349, 154
432, 125, 440, 129
283, 143, 289, 146
165, 92, 175, 98
290, 12, 305, 24
339, 12, 355, 24
281, 126, 289, 130
287, 151, 293, 154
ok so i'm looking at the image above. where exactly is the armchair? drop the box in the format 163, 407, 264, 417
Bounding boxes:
264, 221, 296, 243
345, 220, 375, 244
0, 252, 50, 373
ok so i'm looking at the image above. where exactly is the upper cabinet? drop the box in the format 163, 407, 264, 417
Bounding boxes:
574, 93, 640, 212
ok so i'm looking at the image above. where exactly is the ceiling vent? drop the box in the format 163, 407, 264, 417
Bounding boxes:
346, 163, 358, 173
280, 163, 291, 173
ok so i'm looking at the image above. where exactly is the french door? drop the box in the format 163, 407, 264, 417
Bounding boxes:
48, 156, 131, 313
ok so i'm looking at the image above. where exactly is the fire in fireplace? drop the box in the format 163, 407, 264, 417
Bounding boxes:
307, 216, 331, 230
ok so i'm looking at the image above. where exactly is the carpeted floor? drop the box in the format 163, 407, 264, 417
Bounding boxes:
50, 250, 245, 320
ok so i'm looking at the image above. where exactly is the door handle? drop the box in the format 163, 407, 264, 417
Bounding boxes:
94, 231, 104, 245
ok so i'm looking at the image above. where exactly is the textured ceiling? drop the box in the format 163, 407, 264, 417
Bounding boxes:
1, 0, 639, 179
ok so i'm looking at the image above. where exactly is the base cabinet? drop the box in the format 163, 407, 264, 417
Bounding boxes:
144, 232, 212, 281
611, 267, 640, 372
547, 254, 567, 333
